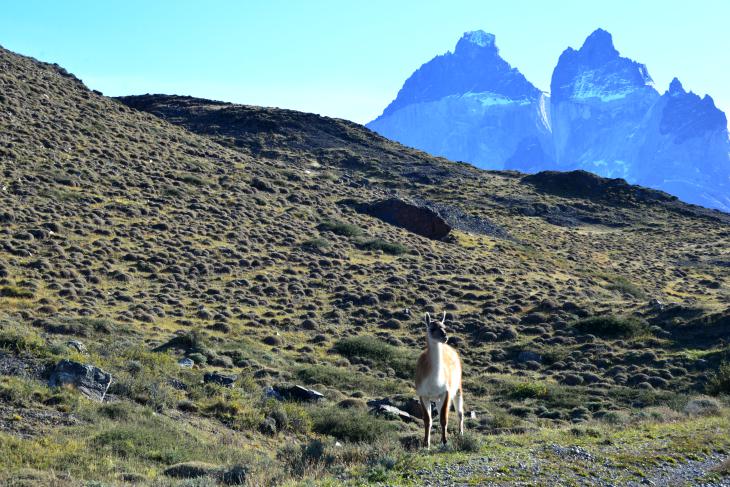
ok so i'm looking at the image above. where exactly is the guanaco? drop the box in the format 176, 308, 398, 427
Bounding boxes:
415, 311, 464, 448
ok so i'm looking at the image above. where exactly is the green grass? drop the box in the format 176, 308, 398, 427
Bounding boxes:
0, 323, 46, 353
318, 219, 363, 237
333, 335, 416, 379
0, 402, 260, 482
507, 381, 549, 400
572, 315, 647, 338
311, 406, 397, 443
604, 275, 647, 299
356, 238, 409, 255
0, 286, 34, 299
707, 362, 730, 395
296, 364, 405, 395
301, 237, 331, 251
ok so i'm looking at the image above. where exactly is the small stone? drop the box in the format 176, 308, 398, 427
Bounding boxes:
178, 357, 195, 368
66, 340, 87, 354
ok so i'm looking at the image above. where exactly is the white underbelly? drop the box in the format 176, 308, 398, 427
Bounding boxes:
417, 375, 449, 401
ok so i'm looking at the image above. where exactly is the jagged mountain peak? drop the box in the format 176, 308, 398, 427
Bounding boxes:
455, 30, 497, 52
668, 77, 685, 96
551, 28, 655, 103
578, 28, 619, 60
372, 29, 541, 119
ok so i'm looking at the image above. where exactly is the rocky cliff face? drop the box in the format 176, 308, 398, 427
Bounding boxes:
369, 29, 730, 212
367, 31, 553, 170
548, 29, 660, 178
548, 29, 730, 211
636, 78, 730, 210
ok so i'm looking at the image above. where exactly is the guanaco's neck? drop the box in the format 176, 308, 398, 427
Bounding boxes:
426, 335, 444, 372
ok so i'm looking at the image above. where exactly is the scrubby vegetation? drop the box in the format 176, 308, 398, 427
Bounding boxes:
333, 336, 416, 378
0, 46, 729, 485
318, 219, 363, 237
572, 315, 647, 338
707, 363, 730, 395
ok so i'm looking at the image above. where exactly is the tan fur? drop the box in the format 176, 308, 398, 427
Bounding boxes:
415, 312, 465, 448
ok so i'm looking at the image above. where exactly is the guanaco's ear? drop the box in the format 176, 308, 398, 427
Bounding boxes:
424, 312, 431, 327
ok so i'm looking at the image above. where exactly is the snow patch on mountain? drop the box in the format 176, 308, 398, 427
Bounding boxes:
462, 30, 495, 47
461, 91, 530, 107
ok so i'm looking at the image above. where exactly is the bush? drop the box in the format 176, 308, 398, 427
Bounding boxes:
605, 276, 646, 299
448, 432, 482, 452
108, 350, 184, 411
356, 239, 408, 256
179, 173, 209, 186
333, 336, 415, 379
42, 316, 116, 336
318, 220, 363, 237
0, 323, 45, 353
279, 439, 328, 478
684, 396, 722, 417
301, 238, 331, 251
312, 407, 396, 443
0, 286, 34, 299
296, 364, 403, 394
282, 403, 313, 434
706, 362, 730, 395
507, 381, 549, 400
572, 315, 647, 338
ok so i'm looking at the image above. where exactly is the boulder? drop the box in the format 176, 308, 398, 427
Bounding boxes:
370, 404, 418, 423
48, 359, 112, 402
357, 198, 451, 240
280, 385, 325, 402
221, 465, 248, 485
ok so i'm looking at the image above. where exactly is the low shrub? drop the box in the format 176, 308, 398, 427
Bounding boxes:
706, 362, 730, 395
311, 407, 396, 443
108, 350, 185, 411
356, 239, 408, 255
42, 316, 116, 336
0, 286, 34, 299
333, 336, 415, 379
605, 276, 647, 299
448, 432, 482, 452
318, 220, 363, 237
296, 364, 403, 395
507, 381, 549, 400
0, 323, 45, 354
301, 238, 331, 251
572, 315, 647, 338
684, 396, 722, 417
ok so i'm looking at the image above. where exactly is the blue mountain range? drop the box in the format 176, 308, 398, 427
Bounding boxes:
367, 29, 730, 212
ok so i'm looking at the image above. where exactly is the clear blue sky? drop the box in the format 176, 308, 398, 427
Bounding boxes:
2, 0, 728, 124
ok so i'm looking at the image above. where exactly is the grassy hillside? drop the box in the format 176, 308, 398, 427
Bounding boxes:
1, 46, 729, 485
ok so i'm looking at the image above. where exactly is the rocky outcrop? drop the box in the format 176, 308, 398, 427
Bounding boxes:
48, 359, 112, 402
357, 198, 451, 239
521, 170, 676, 206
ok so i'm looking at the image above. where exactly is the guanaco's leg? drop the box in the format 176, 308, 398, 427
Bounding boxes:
454, 388, 465, 435
420, 397, 432, 449
440, 392, 451, 445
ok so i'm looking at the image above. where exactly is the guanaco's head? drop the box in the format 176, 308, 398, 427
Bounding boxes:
425, 311, 448, 344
